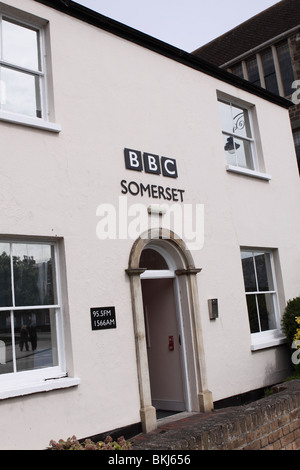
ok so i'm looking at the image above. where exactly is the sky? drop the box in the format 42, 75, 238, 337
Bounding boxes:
75, 0, 281, 52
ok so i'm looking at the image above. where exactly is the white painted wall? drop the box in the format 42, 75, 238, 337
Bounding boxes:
0, 0, 299, 449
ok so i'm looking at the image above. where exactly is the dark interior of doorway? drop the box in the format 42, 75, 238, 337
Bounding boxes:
156, 409, 181, 420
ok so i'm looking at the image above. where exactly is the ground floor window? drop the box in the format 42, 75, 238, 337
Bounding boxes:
241, 249, 280, 337
0, 240, 65, 385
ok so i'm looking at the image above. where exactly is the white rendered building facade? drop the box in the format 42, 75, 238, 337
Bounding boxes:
0, 0, 299, 449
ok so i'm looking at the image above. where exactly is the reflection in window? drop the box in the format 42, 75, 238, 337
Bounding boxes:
261, 48, 279, 94
276, 42, 294, 96
1, 67, 41, 118
2, 19, 40, 71
241, 251, 278, 334
231, 63, 243, 79
14, 309, 58, 373
229, 40, 295, 98
12, 243, 56, 307
0, 243, 12, 307
0, 17, 44, 118
0, 242, 60, 376
246, 57, 261, 87
218, 99, 255, 170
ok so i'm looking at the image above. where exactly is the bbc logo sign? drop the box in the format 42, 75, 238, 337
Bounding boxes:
124, 148, 178, 178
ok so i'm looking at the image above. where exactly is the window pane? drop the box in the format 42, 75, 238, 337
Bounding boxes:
261, 49, 279, 95
218, 100, 233, 133
231, 105, 252, 139
242, 252, 257, 292
234, 137, 253, 169
277, 42, 294, 96
0, 243, 12, 307
231, 63, 244, 79
13, 244, 56, 307
293, 128, 300, 173
246, 295, 259, 333
218, 101, 251, 138
223, 134, 254, 169
139, 249, 169, 269
1, 66, 41, 118
15, 309, 58, 372
0, 311, 13, 374
257, 294, 276, 332
254, 252, 274, 291
257, 294, 269, 331
2, 19, 40, 71
246, 57, 261, 86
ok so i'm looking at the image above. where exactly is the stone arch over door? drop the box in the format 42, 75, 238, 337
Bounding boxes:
126, 228, 213, 433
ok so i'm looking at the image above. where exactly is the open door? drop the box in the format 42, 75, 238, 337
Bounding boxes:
142, 278, 185, 412
126, 231, 213, 433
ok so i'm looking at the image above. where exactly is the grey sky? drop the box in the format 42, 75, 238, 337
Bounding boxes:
75, 0, 281, 52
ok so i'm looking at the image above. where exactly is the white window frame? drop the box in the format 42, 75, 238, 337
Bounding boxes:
218, 94, 271, 181
0, 10, 61, 133
0, 239, 79, 399
241, 248, 285, 351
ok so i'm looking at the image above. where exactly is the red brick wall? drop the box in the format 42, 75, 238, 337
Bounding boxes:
132, 380, 300, 450
193, 382, 300, 450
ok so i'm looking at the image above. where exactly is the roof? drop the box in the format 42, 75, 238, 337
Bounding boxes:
193, 0, 300, 66
34, 0, 292, 109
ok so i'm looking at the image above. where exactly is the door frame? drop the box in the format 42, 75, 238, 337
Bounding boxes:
126, 228, 213, 433
141, 244, 190, 413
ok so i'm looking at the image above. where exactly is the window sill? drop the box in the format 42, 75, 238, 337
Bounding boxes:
0, 376, 80, 400
251, 332, 286, 351
226, 165, 272, 181
0, 110, 61, 133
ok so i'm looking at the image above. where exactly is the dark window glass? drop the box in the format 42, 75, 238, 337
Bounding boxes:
277, 41, 294, 96
246, 57, 260, 86
242, 252, 257, 292
246, 295, 259, 333
293, 129, 300, 174
241, 251, 276, 334
13, 244, 55, 306
261, 48, 279, 94
139, 249, 169, 270
231, 63, 244, 79
0, 244, 12, 307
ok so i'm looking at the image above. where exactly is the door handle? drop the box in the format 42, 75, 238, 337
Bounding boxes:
168, 336, 174, 351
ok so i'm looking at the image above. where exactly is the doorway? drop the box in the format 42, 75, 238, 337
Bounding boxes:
126, 229, 213, 433
139, 244, 190, 415
142, 277, 185, 414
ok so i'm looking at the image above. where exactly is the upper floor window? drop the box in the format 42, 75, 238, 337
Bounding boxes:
293, 128, 300, 174
0, 16, 43, 118
229, 40, 294, 98
0, 11, 60, 132
218, 98, 256, 171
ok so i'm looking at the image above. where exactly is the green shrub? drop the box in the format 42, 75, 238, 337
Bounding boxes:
282, 296, 300, 376
281, 296, 300, 350
48, 434, 131, 450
